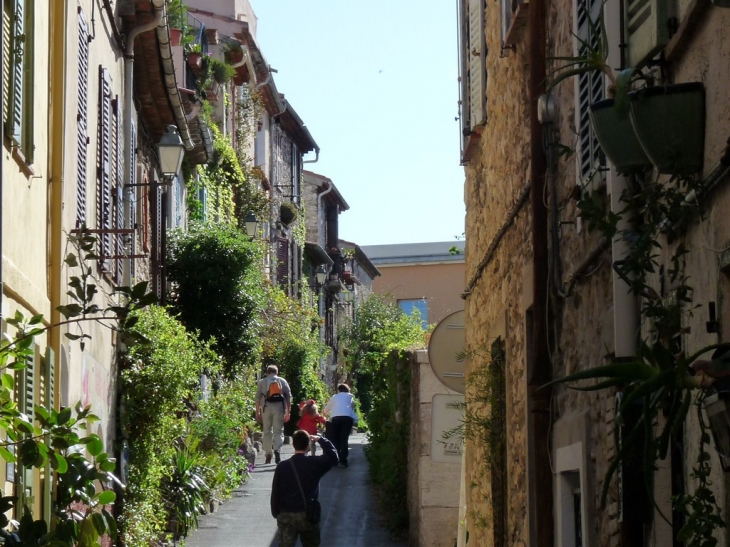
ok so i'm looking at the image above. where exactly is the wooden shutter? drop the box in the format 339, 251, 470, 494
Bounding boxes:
115, 95, 124, 282
277, 237, 289, 290
98, 67, 112, 268
17, 342, 37, 509
76, 9, 90, 227
624, 0, 669, 68
5, 0, 24, 145
468, 0, 486, 128
575, 0, 605, 183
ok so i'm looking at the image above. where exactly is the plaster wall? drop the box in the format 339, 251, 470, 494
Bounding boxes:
372, 262, 465, 326
408, 350, 461, 547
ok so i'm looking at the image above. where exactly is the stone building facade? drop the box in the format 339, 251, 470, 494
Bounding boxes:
459, 0, 730, 546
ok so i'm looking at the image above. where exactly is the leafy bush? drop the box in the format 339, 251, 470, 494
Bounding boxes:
161, 441, 209, 540
188, 378, 256, 497
167, 222, 265, 378
120, 306, 218, 547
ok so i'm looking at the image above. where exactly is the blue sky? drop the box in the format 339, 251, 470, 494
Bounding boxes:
250, 0, 465, 246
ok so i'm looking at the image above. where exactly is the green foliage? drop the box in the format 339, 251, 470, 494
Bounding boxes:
167, 222, 265, 378
259, 287, 328, 432
340, 294, 425, 413
674, 396, 727, 547
209, 58, 236, 84
193, 122, 269, 228
552, 172, 727, 543
161, 441, 209, 540
188, 378, 256, 497
120, 306, 217, 546
339, 295, 424, 538
363, 351, 411, 538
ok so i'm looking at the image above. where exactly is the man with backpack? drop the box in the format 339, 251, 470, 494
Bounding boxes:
256, 365, 292, 464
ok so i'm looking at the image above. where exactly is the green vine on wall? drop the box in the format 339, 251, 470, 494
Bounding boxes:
549, 171, 729, 543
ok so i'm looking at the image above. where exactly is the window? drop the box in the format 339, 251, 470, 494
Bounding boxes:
398, 299, 428, 329
555, 444, 587, 546
98, 67, 113, 270
76, 9, 90, 227
458, 0, 486, 163
574, 0, 605, 186
4, 0, 34, 164
624, 0, 671, 68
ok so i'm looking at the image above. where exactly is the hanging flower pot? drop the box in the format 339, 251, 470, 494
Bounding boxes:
169, 27, 183, 47
589, 98, 653, 175
629, 82, 705, 175
279, 202, 298, 226
206, 81, 220, 102
186, 52, 203, 73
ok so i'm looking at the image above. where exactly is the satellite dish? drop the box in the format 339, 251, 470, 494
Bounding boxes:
427, 310, 466, 393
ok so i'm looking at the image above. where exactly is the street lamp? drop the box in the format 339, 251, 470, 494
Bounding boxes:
244, 212, 258, 239
315, 264, 327, 286
156, 125, 185, 180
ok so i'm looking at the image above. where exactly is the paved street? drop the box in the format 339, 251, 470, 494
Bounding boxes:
184, 433, 406, 547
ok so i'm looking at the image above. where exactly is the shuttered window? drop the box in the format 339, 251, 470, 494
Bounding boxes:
41, 347, 55, 524
98, 67, 113, 270
459, 0, 486, 162
624, 0, 669, 68
4, 0, 34, 162
277, 237, 290, 291
575, 0, 605, 184
17, 342, 37, 510
114, 94, 124, 282
76, 10, 90, 227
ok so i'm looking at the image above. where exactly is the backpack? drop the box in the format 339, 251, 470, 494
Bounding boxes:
265, 378, 285, 403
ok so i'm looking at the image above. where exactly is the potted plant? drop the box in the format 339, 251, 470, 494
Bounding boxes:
185, 43, 203, 73
209, 58, 236, 84
167, 0, 186, 46
629, 82, 706, 175
279, 202, 298, 226
549, 13, 705, 176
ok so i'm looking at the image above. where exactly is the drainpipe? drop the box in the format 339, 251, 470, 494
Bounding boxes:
527, 0, 553, 544
303, 149, 320, 165
316, 182, 334, 377
49, 0, 69, 374
123, 6, 163, 287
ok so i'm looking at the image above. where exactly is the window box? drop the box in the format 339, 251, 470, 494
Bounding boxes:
589, 98, 652, 175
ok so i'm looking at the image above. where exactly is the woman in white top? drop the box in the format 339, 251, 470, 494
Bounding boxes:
323, 384, 358, 467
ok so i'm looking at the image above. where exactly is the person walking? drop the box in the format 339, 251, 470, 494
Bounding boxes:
270, 430, 338, 547
323, 384, 358, 468
256, 365, 292, 464
297, 400, 327, 455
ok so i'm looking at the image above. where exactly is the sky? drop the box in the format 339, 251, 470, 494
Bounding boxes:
250, 0, 466, 246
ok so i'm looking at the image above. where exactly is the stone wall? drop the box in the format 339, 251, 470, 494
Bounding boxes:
408, 350, 462, 547
462, 1, 730, 545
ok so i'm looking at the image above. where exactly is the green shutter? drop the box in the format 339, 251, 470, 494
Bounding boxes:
468, 0, 486, 128
42, 347, 55, 525
17, 341, 37, 510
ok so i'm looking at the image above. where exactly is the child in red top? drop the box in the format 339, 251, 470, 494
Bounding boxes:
297, 399, 326, 455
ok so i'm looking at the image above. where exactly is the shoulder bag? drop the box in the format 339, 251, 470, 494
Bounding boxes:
289, 459, 322, 523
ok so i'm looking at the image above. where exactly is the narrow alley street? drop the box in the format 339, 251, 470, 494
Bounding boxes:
184, 433, 405, 547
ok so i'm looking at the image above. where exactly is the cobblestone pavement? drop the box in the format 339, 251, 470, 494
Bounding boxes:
183, 432, 406, 547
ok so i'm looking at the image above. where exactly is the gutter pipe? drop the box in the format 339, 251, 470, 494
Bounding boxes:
527, 0, 554, 544
122, 7, 162, 287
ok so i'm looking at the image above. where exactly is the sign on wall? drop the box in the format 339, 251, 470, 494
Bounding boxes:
431, 393, 465, 463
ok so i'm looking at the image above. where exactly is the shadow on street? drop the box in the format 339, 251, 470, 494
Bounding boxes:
183, 433, 406, 547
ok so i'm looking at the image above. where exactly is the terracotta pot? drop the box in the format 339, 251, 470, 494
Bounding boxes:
186, 52, 202, 72
169, 27, 182, 47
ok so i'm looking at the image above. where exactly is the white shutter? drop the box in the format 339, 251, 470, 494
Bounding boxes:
99, 67, 113, 267
468, 0, 486, 128
624, 0, 669, 68
6, 0, 24, 145
77, 9, 90, 227
575, 0, 605, 184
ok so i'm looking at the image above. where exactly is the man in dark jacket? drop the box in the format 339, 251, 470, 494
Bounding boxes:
270, 430, 338, 547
